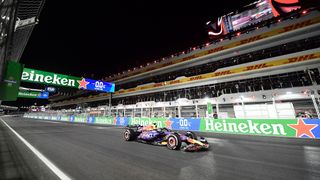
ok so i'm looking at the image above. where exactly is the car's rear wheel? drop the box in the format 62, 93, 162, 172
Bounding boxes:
167, 133, 181, 150
124, 129, 136, 141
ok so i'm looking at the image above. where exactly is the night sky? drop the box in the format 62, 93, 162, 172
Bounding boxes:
5, 0, 257, 107
20, 0, 256, 79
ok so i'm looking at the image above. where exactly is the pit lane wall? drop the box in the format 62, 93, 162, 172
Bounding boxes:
23, 114, 320, 139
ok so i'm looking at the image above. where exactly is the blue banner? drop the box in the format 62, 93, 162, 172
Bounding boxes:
85, 78, 115, 93
116, 117, 130, 126
46, 87, 56, 93
70, 115, 75, 122
170, 118, 201, 131
87, 116, 95, 124
38, 92, 49, 99
301, 119, 320, 139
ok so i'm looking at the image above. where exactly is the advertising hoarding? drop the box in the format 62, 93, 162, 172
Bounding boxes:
21, 68, 115, 93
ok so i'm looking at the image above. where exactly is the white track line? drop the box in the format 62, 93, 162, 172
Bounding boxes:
0, 118, 72, 180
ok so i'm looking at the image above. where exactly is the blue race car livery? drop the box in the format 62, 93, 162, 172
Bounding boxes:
123, 123, 210, 151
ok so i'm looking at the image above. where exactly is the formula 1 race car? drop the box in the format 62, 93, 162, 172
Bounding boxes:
123, 123, 209, 152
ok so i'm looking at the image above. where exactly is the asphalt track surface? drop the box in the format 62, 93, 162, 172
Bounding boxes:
0, 116, 320, 180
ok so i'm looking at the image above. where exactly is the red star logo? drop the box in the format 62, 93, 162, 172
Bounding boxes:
78, 78, 89, 89
288, 119, 318, 138
165, 119, 173, 129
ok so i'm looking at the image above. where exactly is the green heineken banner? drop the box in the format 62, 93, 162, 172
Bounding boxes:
0, 61, 24, 101
95, 117, 115, 125
18, 90, 49, 99
21, 68, 80, 87
23, 113, 320, 139
130, 117, 167, 128
21, 68, 115, 92
199, 118, 320, 139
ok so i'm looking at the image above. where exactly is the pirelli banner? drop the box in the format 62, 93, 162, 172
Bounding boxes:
24, 113, 320, 139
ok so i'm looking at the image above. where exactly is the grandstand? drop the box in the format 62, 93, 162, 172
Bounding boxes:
49, 2, 320, 119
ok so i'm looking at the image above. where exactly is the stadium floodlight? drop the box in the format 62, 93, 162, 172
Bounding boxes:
302, 10, 307, 14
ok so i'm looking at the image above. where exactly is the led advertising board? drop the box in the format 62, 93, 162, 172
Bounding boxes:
207, 0, 303, 37
21, 68, 115, 93
18, 91, 49, 99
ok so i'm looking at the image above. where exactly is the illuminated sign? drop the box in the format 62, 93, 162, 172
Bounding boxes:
18, 91, 49, 99
85, 78, 115, 93
269, 0, 301, 17
21, 68, 115, 93
45, 86, 56, 92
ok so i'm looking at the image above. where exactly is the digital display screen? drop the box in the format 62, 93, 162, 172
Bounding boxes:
231, 0, 273, 31
85, 78, 115, 93
207, 0, 303, 37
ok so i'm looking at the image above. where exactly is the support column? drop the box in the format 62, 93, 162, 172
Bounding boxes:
241, 97, 246, 118
272, 97, 278, 118
178, 106, 181, 118
108, 93, 112, 116
311, 94, 320, 118
151, 106, 153, 118
116, 108, 118, 117
195, 104, 199, 118
216, 101, 220, 117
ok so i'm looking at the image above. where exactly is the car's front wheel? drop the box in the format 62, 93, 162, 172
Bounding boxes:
166, 133, 182, 150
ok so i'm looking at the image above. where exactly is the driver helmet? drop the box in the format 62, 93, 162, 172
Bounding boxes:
186, 132, 193, 138
199, 137, 207, 143
152, 123, 157, 129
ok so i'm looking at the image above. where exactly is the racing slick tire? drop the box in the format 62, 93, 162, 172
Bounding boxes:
124, 129, 136, 141
166, 133, 182, 150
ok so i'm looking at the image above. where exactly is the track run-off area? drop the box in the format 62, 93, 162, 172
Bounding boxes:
0, 116, 319, 180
